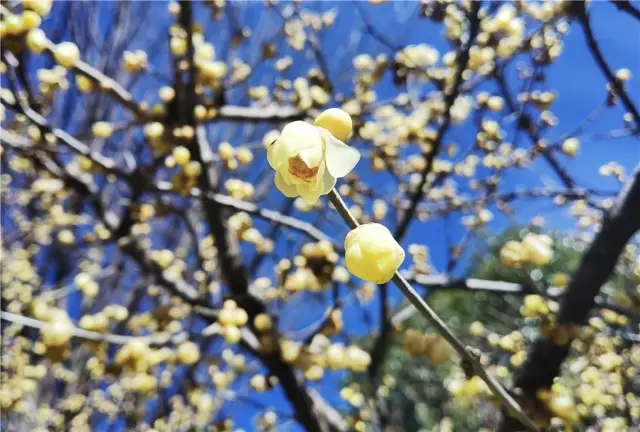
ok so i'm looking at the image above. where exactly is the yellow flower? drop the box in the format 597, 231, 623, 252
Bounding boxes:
499, 240, 528, 268
54, 42, 80, 69
522, 233, 553, 266
268, 118, 360, 203
561, 137, 580, 157
344, 223, 405, 283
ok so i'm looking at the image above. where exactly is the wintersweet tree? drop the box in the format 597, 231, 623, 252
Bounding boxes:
1, 1, 639, 431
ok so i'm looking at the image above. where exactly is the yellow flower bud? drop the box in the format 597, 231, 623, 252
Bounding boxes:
561, 137, 580, 157
184, 161, 201, 177
224, 325, 241, 344
5, 14, 24, 35
250, 374, 267, 392
499, 240, 528, 268
54, 42, 80, 69
57, 229, 75, 245
424, 334, 453, 365
236, 147, 253, 165
26, 28, 47, 54
469, 321, 485, 337
170, 37, 187, 56
76, 75, 95, 93
172, 146, 191, 166
159, 86, 176, 102
548, 395, 579, 423
22, 11, 42, 30
42, 320, 74, 346
218, 142, 234, 160
231, 308, 248, 326
177, 341, 200, 365
344, 223, 404, 284
199, 61, 227, 80
521, 233, 553, 266
24, 0, 53, 16
615, 68, 632, 82
314, 108, 353, 142
304, 365, 324, 381
144, 122, 164, 139
269, 120, 360, 203
91, 121, 113, 139
521, 294, 549, 318
32, 178, 63, 193
254, 313, 272, 332
551, 272, 569, 288
81, 281, 99, 297
345, 345, 371, 372
280, 340, 301, 363
326, 343, 346, 370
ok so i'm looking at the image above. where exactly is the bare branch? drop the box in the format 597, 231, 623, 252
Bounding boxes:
502, 163, 640, 430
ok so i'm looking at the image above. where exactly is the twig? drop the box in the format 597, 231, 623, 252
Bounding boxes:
392, 273, 640, 326
572, 1, 640, 130
609, 0, 640, 21
394, 1, 482, 240
154, 181, 341, 250
327, 190, 539, 432
0, 311, 188, 346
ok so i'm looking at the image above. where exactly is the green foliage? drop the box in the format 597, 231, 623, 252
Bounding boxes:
372, 228, 588, 431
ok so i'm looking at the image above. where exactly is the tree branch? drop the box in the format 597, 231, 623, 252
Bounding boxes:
502, 163, 640, 430
572, 1, 640, 130
327, 190, 539, 432
609, 0, 640, 21
394, 1, 482, 241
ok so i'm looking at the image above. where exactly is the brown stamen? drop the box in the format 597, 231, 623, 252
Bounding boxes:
288, 156, 318, 182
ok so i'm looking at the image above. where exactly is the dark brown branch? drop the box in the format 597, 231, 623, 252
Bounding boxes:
610, 0, 640, 21
502, 163, 640, 430
176, 3, 346, 431
394, 1, 482, 241
493, 67, 577, 189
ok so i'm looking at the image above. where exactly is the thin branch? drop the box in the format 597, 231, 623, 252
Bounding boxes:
392, 273, 640, 326
37, 39, 149, 119
572, 1, 640, 130
394, 1, 482, 241
0, 311, 189, 346
353, 1, 400, 51
154, 181, 341, 250
216, 105, 308, 123
327, 189, 539, 432
609, 0, 640, 21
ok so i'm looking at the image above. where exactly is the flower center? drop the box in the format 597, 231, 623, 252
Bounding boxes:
288, 156, 318, 182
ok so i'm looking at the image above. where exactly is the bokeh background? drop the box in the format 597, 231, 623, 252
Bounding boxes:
1, 1, 639, 431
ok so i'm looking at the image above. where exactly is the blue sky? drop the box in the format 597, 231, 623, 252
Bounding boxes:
11, 1, 639, 430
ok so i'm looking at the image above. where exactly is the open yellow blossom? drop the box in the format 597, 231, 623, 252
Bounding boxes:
344, 223, 405, 283
268, 116, 360, 203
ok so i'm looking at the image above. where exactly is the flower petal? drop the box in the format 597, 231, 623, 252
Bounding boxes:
274, 172, 298, 198
278, 121, 322, 157
297, 183, 323, 204
267, 145, 278, 170
298, 144, 323, 169
323, 133, 360, 178
320, 167, 337, 194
